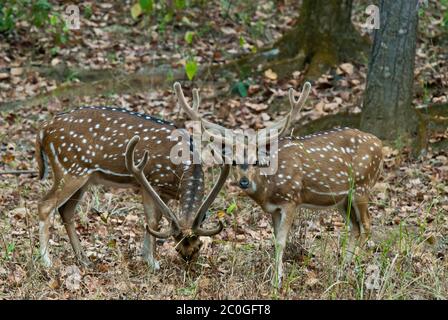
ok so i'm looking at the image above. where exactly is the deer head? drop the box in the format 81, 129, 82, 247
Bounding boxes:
125, 135, 230, 262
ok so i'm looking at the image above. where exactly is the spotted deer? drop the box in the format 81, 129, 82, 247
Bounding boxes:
36, 96, 229, 269
175, 81, 383, 287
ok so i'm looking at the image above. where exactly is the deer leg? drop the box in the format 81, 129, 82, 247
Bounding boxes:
38, 175, 89, 267
38, 186, 57, 268
354, 194, 371, 246
271, 203, 296, 288
58, 186, 90, 267
271, 209, 282, 236
141, 190, 162, 271
338, 200, 361, 263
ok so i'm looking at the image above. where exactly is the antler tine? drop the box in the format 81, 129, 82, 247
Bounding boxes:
174, 82, 228, 134
174, 82, 200, 121
288, 88, 297, 106
136, 150, 149, 171
260, 82, 311, 140
125, 136, 181, 235
192, 164, 230, 236
145, 224, 172, 239
272, 81, 312, 138
288, 81, 311, 123
192, 88, 200, 112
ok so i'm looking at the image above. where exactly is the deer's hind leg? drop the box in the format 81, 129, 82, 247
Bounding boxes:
38, 174, 89, 267
338, 198, 361, 263
353, 194, 371, 246
338, 193, 371, 262
58, 184, 90, 266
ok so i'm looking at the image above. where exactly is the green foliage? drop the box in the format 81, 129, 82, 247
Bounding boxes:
131, 0, 186, 22
184, 31, 195, 44
440, 0, 448, 29
0, 0, 24, 32
48, 13, 69, 45
443, 11, 448, 29
239, 35, 246, 47
185, 58, 198, 81
65, 68, 79, 82
3, 241, 15, 260
0, 0, 69, 45
140, 0, 154, 13
231, 81, 249, 97
175, 0, 186, 10
31, 0, 52, 27
83, 4, 93, 19
226, 200, 237, 215
422, 81, 431, 104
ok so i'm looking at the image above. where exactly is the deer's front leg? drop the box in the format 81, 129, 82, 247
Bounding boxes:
141, 190, 162, 271
38, 201, 54, 268
271, 203, 296, 288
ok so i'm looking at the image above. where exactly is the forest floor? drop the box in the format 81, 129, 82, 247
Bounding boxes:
0, 1, 447, 299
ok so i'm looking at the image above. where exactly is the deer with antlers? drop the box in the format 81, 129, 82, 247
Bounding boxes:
36, 97, 229, 269
175, 81, 383, 287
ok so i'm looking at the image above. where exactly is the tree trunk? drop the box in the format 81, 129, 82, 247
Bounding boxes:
272, 0, 370, 78
360, 0, 420, 149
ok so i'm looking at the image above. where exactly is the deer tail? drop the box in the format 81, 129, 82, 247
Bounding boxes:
35, 131, 49, 180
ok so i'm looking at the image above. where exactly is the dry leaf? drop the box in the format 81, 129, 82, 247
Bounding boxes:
339, 63, 354, 75
63, 265, 82, 292
51, 58, 61, 66
9, 266, 26, 285
264, 69, 278, 80
305, 272, 319, 287
221, 27, 237, 35
10, 68, 23, 76
217, 210, 225, 219
11, 207, 27, 219
48, 278, 60, 290
260, 112, 270, 121
246, 102, 268, 111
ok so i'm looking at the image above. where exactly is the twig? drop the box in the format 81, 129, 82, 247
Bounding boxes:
0, 170, 38, 175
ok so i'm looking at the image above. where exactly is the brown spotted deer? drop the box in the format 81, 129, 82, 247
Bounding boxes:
175, 81, 383, 287
36, 95, 229, 269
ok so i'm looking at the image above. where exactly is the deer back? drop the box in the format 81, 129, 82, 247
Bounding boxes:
253, 128, 383, 208
37, 106, 202, 201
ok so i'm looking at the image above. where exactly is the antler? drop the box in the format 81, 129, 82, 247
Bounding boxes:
174, 81, 311, 149
284, 81, 312, 136
125, 136, 181, 238
174, 82, 229, 134
173, 83, 231, 236
259, 82, 312, 143
191, 164, 230, 236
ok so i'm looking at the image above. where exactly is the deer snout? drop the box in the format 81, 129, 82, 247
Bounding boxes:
239, 177, 250, 189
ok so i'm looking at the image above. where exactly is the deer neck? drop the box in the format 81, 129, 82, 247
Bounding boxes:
179, 163, 204, 226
